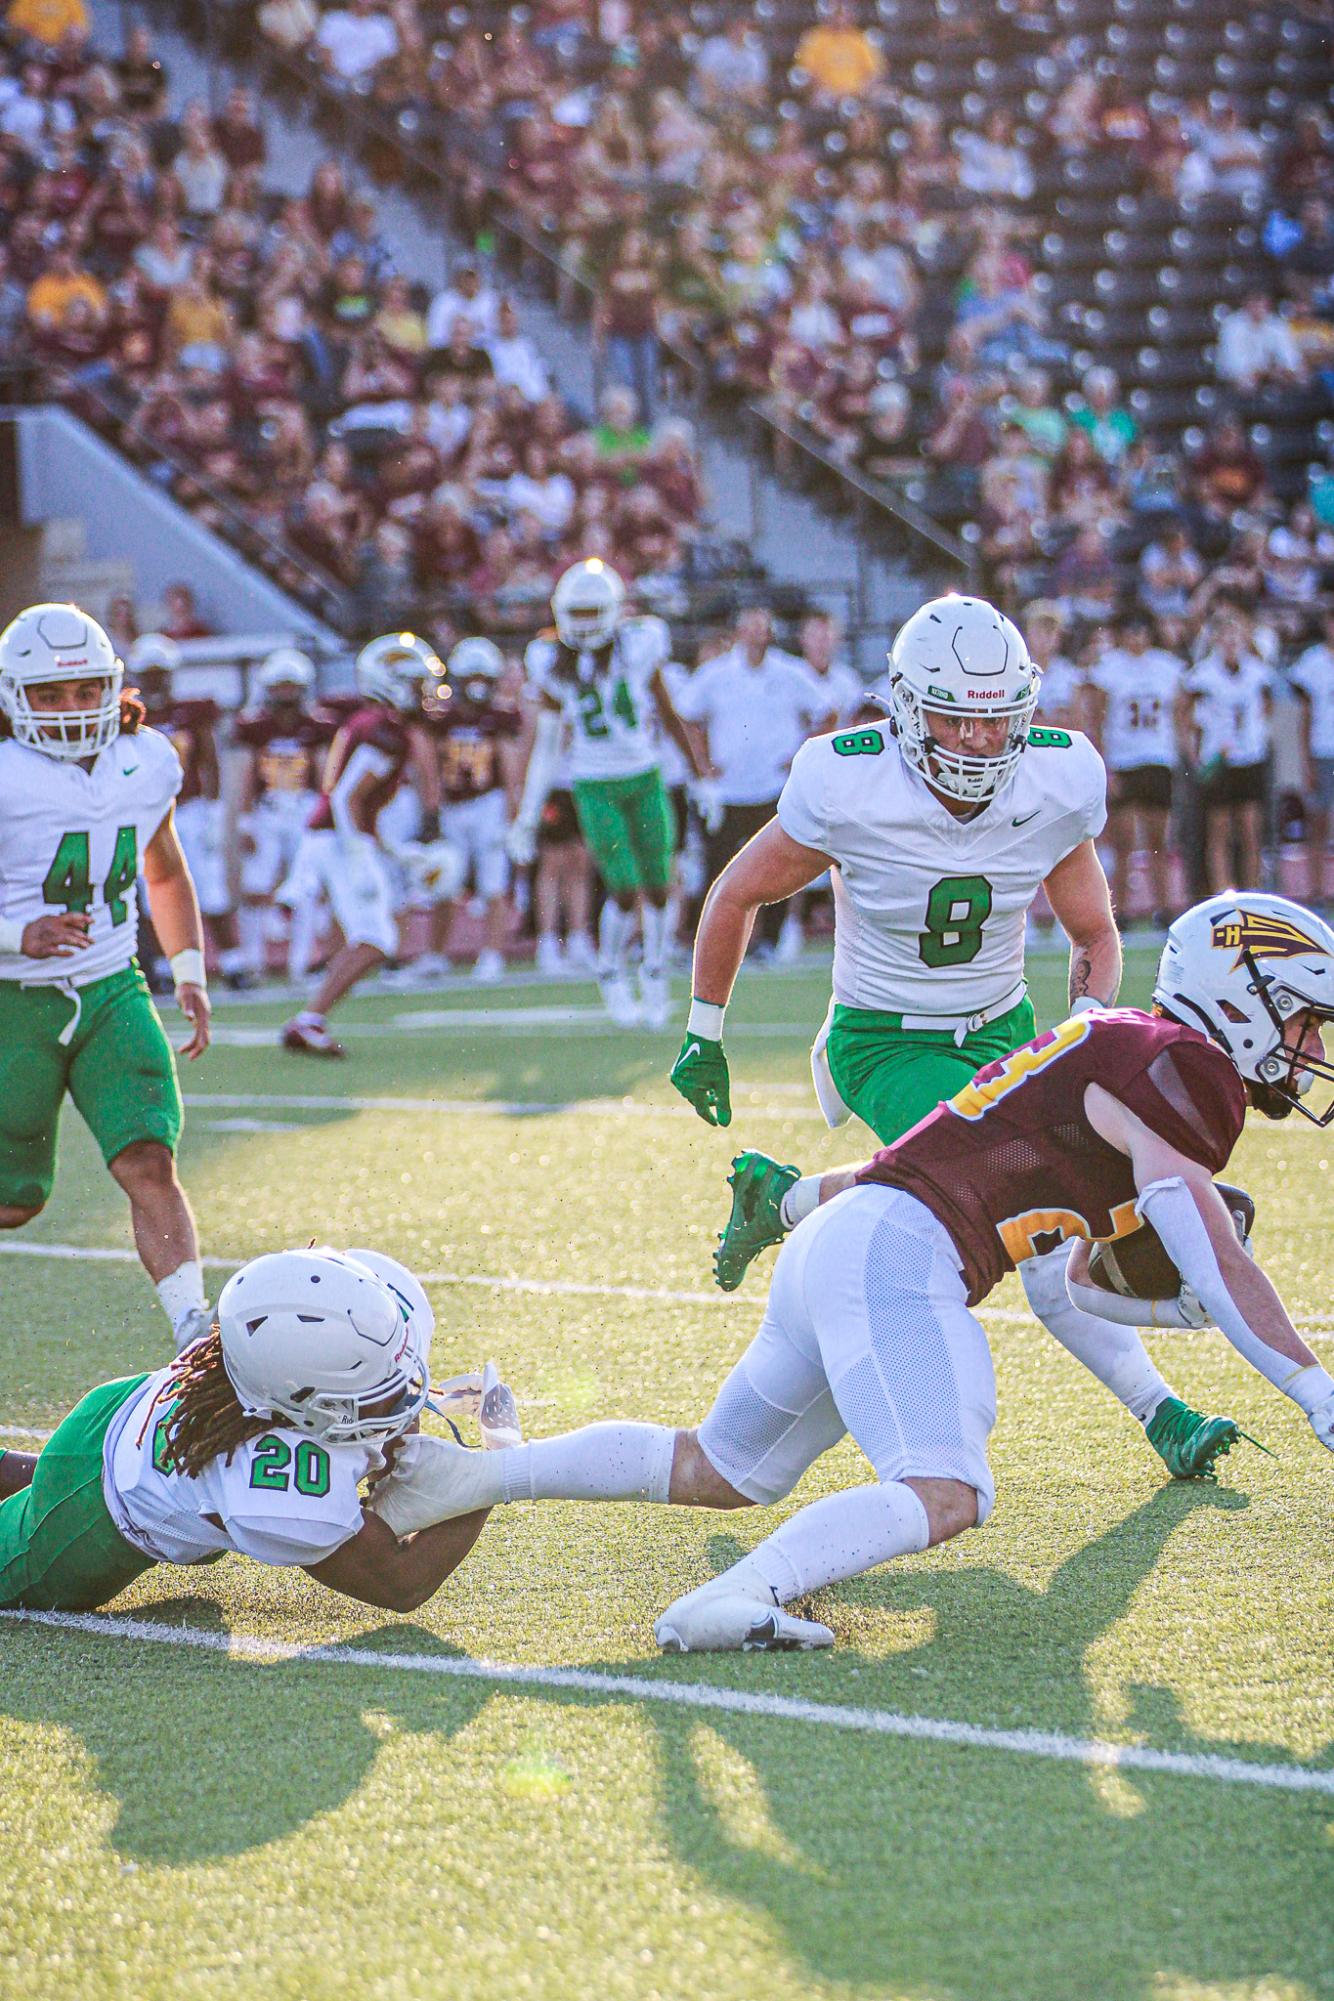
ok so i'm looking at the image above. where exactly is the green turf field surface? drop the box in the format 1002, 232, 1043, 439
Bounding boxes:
1, 948, 1331, 2001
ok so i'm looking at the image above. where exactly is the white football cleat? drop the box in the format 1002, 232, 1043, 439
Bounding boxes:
534, 935, 565, 975
638, 966, 671, 1029
654, 1580, 834, 1654
473, 947, 505, 984
172, 1304, 214, 1354
600, 971, 642, 1027
566, 930, 598, 972
478, 1360, 523, 1449
1308, 1390, 1334, 1454
280, 1015, 345, 1058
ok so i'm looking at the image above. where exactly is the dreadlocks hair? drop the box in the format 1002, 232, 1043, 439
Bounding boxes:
0, 692, 144, 739
162, 1325, 275, 1479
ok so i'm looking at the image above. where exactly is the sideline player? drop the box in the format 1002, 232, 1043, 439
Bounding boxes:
422, 637, 522, 983
0, 1247, 498, 1613
366, 893, 1334, 1651
1085, 614, 1187, 927
280, 632, 440, 1057
233, 647, 325, 982
510, 559, 714, 1027
670, 593, 1235, 1479
128, 633, 252, 989
0, 604, 213, 1348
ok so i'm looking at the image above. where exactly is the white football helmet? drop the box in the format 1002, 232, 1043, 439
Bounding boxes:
128, 632, 183, 679
447, 636, 504, 699
398, 838, 467, 905
887, 595, 1038, 803
356, 631, 440, 713
1154, 892, 1334, 1122
0, 603, 124, 760
552, 559, 625, 650
218, 1246, 434, 1445
258, 646, 315, 701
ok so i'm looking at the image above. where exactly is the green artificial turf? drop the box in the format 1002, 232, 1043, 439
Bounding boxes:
0, 950, 1330, 2001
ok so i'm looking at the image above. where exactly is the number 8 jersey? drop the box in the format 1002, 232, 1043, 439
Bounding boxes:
777, 723, 1106, 1016
0, 725, 181, 984
524, 616, 669, 781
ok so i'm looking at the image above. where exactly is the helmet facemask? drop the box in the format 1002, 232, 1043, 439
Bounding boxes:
890, 674, 1037, 804
1241, 968, 1334, 1125
552, 560, 625, 651
3, 668, 124, 761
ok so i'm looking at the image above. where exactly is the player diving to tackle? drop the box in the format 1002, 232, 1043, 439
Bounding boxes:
0, 1247, 507, 1613
510, 559, 715, 1027
670, 593, 1237, 1480
343, 892, 1334, 1652
0, 604, 214, 1349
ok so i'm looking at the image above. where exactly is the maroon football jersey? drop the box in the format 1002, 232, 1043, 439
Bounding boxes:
432, 698, 521, 804
234, 708, 326, 798
308, 703, 411, 833
857, 1009, 1248, 1305
145, 698, 219, 802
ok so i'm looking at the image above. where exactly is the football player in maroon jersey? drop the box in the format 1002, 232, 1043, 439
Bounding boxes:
233, 647, 326, 981
360, 891, 1334, 1653
280, 633, 440, 1056
129, 634, 252, 988
419, 637, 523, 983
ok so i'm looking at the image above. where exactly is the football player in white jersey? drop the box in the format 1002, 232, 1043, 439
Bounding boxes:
670, 593, 1239, 1480
1086, 613, 1189, 926
0, 604, 213, 1349
1187, 610, 1274, 896
1291, 604, 1334, 904
510, 559, 713, 1027
0, 1247, 504, 1612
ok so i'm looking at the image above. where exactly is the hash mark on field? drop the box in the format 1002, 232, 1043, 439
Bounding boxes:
181, 1090, 829, 1122
4, 1609, 1331, 1797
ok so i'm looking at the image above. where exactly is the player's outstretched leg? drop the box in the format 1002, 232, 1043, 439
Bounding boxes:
714, 1151, 800, 1292
1018, 1246, 1239, 1480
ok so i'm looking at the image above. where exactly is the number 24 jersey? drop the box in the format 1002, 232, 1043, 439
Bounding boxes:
524, 616, 668, 782
0, 727, 182, 985
777, 725, 1107, 1017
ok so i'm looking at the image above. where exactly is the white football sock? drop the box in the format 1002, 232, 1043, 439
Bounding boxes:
287, 897, 322, 981
780, 1174, 822, 1231
640, 900, 669, 976
237, 904, 268, 977
495, 1422, 677, 1505
724, 1480, 931, 1604
155, 1260, 206, 1337
598, 901, 633, 980
1020, 1243, 1171, 1424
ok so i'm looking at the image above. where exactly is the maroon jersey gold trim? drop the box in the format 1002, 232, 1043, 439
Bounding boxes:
431, 699, 520, 804
857, 1009, 1247, 1304
145, 698, 218, 802
234, 709, 326, 796
308, 704, 411, 833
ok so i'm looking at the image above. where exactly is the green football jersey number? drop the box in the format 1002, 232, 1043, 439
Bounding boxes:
576, 678, 639, 740
249, 1435, 332, 1498
919, 873, 994, 969
42, 827, 138, 924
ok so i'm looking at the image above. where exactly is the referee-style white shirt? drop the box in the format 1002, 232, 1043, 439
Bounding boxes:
677, 647, 828, 805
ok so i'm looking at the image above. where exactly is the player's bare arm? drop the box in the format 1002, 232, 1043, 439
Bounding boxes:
507, 690, 564, 865
648, 664, 712, 781
407, 719, 442, 827
305, 1504, 492, 1613
1041, 838, 1121, 1010
143, 805, 211, 1060
671, 821, 830, 1127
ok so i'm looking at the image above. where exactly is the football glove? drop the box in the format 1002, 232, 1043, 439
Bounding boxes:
1308, 1390, 1334, 1455
507, 817, 538, 868
689, 776, 725, 835
670, 1032, 731, 1127
369, 1432, 494, 1536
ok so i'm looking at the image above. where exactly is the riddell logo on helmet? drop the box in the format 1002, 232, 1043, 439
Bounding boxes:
1212, 913, 1320, 966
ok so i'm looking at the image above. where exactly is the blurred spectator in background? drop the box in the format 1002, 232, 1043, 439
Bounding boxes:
1216, 291, 1305, 393
6, 0, 87, 47
1291, 605, 1334, 906
795, 0, 885, 103
1187, 610, 1274, 895
315, 0, 398, 84
1139, 522, 1204, 621
595, 227, 661, 424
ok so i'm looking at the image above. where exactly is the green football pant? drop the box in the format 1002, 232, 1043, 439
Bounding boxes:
0, 963, 183, 1212
824, 997, 1039, 1146
0, 1375, 155, 1610
571, 769, 676, 897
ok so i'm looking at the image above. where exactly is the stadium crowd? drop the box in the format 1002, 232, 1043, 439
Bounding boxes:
0, 1, 744, 639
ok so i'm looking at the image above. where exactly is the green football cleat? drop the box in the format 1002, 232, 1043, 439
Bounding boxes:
714, 1151, 800, 1293
1145, 1396, 1240, 1481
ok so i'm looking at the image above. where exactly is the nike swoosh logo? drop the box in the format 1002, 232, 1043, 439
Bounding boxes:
121, 766, 139, 776
1012, 809, 1040, 826
683, 1041, 701, 1061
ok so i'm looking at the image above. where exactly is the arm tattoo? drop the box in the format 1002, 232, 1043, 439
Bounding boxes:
1069, 950, 1094, 1008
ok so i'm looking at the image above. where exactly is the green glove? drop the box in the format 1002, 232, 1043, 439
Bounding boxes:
670, 1033, 732, 1127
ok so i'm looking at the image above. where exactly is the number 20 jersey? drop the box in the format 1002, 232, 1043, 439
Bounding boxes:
777, 726, 1107, 1017
0, 727, 182, 985
859, 1008, 1247, 1304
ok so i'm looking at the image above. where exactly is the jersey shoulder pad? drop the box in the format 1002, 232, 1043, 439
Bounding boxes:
618, 614, 669, 670
1095, 1014, 1246, 1173
136, 724, 186, 788
173, 697, 219, 728
1024, 726, 1104, 807
524, 634, 560, 683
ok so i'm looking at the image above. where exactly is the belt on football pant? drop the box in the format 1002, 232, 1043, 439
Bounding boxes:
895, 982, 1028, 1044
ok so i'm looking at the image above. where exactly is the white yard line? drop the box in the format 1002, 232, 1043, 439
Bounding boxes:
181, 1090, 829, 1122
202, 1012, 812, 1046
1, 1608, 1328, 1797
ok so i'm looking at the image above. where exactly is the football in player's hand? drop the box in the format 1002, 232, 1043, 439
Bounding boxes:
1087, 1183, 1255, 1300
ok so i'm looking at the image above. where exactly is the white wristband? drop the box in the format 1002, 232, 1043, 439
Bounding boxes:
1281, 1362, 1334, 1416
0, 916, 24, 955
1070, 996, 1106, 1016
171, 948, 207, 991
687, 998, 726, 1041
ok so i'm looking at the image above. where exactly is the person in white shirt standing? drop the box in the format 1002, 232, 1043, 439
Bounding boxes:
674, 607, 831, 956
1187, 610, 1274, 894
314, 0, 399, 82
1086, 613, 1189, 926
1290, 604, 1334, 908
0, 604, 212, 1350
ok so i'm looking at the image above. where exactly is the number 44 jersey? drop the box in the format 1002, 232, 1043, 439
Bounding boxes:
0, 726, 182, 984
777, 723, 1107, 1017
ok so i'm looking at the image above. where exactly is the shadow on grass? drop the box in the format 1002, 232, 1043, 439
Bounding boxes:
0, 1485, 1327, 2001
